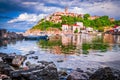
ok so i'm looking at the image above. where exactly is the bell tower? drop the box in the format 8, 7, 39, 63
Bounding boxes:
65, 6, 68, 13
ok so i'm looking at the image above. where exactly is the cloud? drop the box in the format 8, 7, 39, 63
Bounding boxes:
1, 0, 120, 32
22, 2, 39, 5
6, 0, 120, 24
69, 7, 85, 14
1, 0, 120, 19
84, 1, 120, 18
8, 13, 47, 23
35, 6, 63, 13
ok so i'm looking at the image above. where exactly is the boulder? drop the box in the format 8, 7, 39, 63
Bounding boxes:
2, 55, 15, 64
12, 55, 26, 67
66, 68, 91, 80
0, 74, 11, 80
0, 62, 14, 76
10, 61, 59, 80
0, 53, 8, 57
25, 51, 35, 56
0, 53, 8, 62
89, 67, 120, 80
58, 69, 68, 80
25, 61, 38, 69
67, 70, 89, 80
29, 56, 38, 59
2, 54, 26, 67
29, 51, 35, 54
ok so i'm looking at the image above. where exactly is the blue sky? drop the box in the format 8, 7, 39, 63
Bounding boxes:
0, 0, 120, 32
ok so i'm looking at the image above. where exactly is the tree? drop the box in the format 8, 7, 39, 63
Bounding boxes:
74, 28, 78, 33
114, 20, 120, 26
83, 14, 90, 20
83, 20, 91, 27
99, 16, 110, 26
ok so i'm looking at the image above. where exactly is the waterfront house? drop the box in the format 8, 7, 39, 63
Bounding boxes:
72, 24, 80, 33
62, 22, 84, 33
105, 26, 120, 35
62, 24, 69, 31
72, 22, 84, 33
115, 26, 120, 32
76, 22, 83, 28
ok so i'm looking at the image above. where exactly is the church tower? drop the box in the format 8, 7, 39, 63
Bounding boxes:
65, 7, 68, 13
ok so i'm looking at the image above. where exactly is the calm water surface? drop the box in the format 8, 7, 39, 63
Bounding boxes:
0, 34, 120, 70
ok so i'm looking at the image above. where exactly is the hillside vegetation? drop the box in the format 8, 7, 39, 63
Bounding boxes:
32, 13, 120, 32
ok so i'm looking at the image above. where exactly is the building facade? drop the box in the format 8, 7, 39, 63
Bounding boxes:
62, 22, 84, 34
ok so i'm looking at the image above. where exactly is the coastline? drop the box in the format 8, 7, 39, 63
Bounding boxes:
0, 29, 120, 79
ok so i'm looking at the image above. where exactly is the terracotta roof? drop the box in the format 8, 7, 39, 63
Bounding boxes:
114, 25, 118, 28
73, 24, 79, 26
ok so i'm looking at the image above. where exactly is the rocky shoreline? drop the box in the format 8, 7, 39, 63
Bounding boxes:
0, 29, 24, 40
0, 52, 120, 80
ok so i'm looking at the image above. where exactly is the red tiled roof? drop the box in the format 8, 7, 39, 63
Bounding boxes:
73, 24, 79, 26
114, 25, 118, 28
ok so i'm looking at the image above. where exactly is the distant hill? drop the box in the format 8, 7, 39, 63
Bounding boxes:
30, 8, 120, 32
31, 8, 83, 30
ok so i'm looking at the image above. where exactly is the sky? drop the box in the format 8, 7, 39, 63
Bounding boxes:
0, 0, 120, 32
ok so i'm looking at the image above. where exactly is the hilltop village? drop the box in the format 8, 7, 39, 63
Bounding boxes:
25, 7, 120, 36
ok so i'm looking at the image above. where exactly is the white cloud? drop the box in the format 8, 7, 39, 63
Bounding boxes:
35, 6, 63, 13
22, 2, 39, 5
84, 1, 120, 18
8, 13, 47, 23
69, 7, 85, 14
7, 0, 120, 24
31, 0, 119, 18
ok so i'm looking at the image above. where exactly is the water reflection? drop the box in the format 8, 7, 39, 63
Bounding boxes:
0, 34, 120, 70
39, 34, 120, 54
0, 39, 22, 47
103, 34, 120, 44
0, 34, 120, 54
103, 34, 120, 51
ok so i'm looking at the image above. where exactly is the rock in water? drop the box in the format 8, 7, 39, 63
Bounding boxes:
10, 61, 59, 80
25, 51, 35, 56
89, 67, 120, 80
